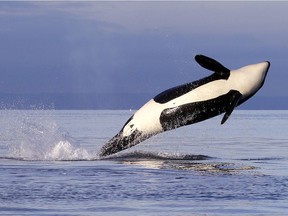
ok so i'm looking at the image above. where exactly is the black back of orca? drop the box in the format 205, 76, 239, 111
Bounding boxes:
160, 90, 241, 131
154, 73, 229, 104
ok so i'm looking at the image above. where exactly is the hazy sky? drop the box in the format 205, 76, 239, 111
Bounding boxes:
0, 1, 287, 107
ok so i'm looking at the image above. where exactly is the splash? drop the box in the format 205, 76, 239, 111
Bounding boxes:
45, 140, 91, 161
2, 110, 94, 161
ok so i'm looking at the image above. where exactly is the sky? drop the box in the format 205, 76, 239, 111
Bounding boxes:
0, 1, 287, 109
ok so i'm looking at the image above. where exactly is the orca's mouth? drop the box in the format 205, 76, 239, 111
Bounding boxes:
99, 130, 142, 157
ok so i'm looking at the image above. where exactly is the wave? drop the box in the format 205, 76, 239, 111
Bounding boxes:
101, 150, 256, 173
2, 141, 257, 173
237, 157, 286, 161
102, 150, 211, 161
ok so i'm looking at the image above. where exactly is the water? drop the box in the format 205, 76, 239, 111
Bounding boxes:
0, 110, 288, 215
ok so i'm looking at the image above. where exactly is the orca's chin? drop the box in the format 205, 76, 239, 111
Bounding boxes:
99, 130, 142, 157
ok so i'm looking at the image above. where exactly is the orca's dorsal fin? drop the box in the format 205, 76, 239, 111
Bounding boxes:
221, 90, 242, 124
195, 55, 230, 78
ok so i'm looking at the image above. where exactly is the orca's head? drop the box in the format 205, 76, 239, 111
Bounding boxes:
232, 61, 270, 99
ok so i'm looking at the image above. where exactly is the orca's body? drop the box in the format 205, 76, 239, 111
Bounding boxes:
99, 55, 270, 157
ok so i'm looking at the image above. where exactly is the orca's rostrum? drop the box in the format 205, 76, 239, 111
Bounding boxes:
99, 54, 270, 157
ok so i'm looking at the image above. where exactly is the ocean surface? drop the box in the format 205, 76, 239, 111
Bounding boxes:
0, 110, 287, 215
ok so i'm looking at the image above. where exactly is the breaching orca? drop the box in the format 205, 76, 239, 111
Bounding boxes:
99, 55, 270, 157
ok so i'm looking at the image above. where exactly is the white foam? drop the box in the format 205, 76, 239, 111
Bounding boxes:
3, 110, 95, 161
45, 141, 91, 161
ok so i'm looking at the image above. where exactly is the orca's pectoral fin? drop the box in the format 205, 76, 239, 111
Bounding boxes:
221, 90, 242, 124
195, 55, 230, 78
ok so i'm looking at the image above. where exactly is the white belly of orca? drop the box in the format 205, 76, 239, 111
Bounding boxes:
171, 79, 229, 105
99, 54, 270, 157
130, 79, 229, 135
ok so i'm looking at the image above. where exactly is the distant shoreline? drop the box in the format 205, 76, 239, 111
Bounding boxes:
0, 93, 286, 110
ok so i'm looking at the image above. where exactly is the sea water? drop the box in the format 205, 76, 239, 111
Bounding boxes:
0, 110, 287, 215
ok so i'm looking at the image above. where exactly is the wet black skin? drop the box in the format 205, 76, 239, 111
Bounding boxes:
159, 90, 243, 131
99, 129, 143, 157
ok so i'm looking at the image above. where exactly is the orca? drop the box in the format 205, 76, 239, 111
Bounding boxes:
99, 55, 270, 157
